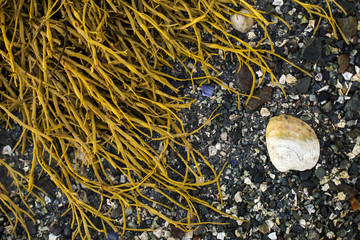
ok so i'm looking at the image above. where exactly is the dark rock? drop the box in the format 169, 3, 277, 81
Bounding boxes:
321, 101, 333, 113
50, 223, 62, 236
338, 183, 357, 198
344, 94, 360, 113
296, 77, 311, 94
236, 62, 254, 92
171, 225, 185, 238
62, 225, 71, 237
291, 224, 304, 234
338, 54, 350, 73
337, 229, 348, 238
35, 177, 58, 200
245, 86, 272, 111
111, 206, 122, 219
302, 38, 322, 62
349, 163, 359, 177
356, 178, 360, 191
337, 16, 357, 38
317, 91, 331, 102
105, 231, 119, 240
253, 173, 265, 183
26, 220, 37, 236
302, 178, 317, 189
320, 205, 329, 217
339, 1, 356, 13
355, 52, 360, 67
300, 170, 313, 181
315, 167, 326, 179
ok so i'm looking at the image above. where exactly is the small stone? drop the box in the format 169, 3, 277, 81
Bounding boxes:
245, 86, 272, 111
258, 223, 270, 234
285, 74, 297, 84
337, 16, 357, 38
49, 234, 60, 240
247, 31, 256, 40
220, 132, 228, 141
171, 225, 185, 239
105, 231, 119, 240
268, 232, 277, 240
342, 72, 353, 81
305, 204, 315, 214
63, 225, 71, 237
125, 207, 133, 216
272, 0, 283, 6
2, 145, 12, 155
208, 145, 218, 157
321, 101, 332, 113
338, 192, 346, 200
230, 9, 254, 33
296, 77, 311, 93
260, 108, 271, 117
234, 192, 242, 203
26, 221, 37, 236
338, 54, 350, 74
315, 167, 326, 179
302, 38, 322, 62
259, 183, 268, 193
336, 229, 348, 238
111, 206, 122, 219
217, 232, 226, 240
244, 177, 252, 185
139, 232, 149, 240
315, 73, 323, 81
236, 62, 253, 92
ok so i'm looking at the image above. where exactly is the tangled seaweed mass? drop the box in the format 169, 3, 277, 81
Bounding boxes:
0, 0, 347, 239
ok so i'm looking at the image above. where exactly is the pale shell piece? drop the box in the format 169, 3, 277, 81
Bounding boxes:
230, 9, 254, 33
266, 115, 320, 172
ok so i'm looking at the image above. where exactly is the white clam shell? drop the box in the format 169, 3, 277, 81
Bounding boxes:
230, 9, 254, 33
266, 115, 320, 172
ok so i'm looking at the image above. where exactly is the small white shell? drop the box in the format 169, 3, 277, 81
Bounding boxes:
266, 115, 320, 172
230, 9, 254, 33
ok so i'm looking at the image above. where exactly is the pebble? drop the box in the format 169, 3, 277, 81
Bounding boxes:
337, 54, 350, 73
272, 0, 283, 6
105, 231, 119, 240
49, 234, 60, 240
138, 232, 149, 240
234, 192, 242, 203
268, 232, 277, 240
285, 74, 297, 84
245, 86, 272, 111
2, 145, 12, 155
260, 107, 271, 117
231, 9, 254, 33
217, 232, 226, 240
170, 225, 185, 239
258, 223, 270, 234
25, 221, 37, 236
337, 16, 357, 38
111, 206, 122, 219
321, 101, 332, 113
302, 37, 322, 62
338, 192, 346, 200
208, 145, 218, 157
342, 71, 353, 81
236, 62, 253, 92
296, 77, 311, 93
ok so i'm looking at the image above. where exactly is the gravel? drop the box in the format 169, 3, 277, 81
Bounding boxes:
1, 0, 360, 239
